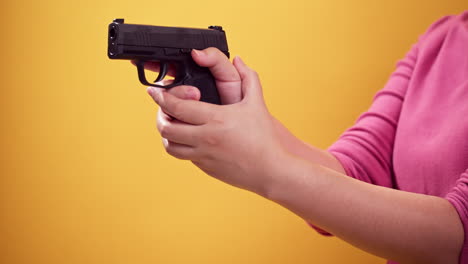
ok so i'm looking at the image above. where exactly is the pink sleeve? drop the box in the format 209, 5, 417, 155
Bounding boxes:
327, 48, 416, 187
310, 16, 453, 236
328, 15, 453, 187
309, 36, 419, 236
446, 169, 468, 263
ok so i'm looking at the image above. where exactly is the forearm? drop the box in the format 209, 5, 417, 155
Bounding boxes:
273, 117, 345, 174
264, 154, 463, 264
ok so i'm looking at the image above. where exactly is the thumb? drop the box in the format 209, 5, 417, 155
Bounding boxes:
233, 56, 264, 104
191, 48, 240, 83
192, 48, 242, 104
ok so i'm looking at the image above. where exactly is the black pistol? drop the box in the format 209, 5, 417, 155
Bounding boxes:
107, 18, 230, 104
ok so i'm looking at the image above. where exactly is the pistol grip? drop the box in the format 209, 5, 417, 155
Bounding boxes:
184, 67, 221, 105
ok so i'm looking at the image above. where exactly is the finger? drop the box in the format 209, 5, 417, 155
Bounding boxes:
130, 60, 177, 77
166, 85, 201, 101
148, 86, 165, 96
148, 84, 200, 102
157, 106, 173, 126
149, 80, 175, 93
154, 87, 199, 122
233, 56, 264, 104
157, 113, 200, 146
149, 88, 216, 125
192, 48, 242, 104
192, 48, 239, 82
154, 90, 197, 123
162, 138, 196, 160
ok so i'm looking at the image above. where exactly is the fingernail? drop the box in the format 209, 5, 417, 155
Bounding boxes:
235, 56, 245, 66
193, 49, 203, 57
147, 87, 156, 95
147, 87, 160, 102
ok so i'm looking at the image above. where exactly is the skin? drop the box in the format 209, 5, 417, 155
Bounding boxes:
137, 48, 464, 264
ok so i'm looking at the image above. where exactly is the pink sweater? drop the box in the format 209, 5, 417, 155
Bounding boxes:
324, 12, 468, 263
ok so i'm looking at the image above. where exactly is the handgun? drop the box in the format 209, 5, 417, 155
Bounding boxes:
107, 18, 230, 104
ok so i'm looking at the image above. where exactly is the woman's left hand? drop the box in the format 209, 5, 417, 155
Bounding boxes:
148, 57, 284, 195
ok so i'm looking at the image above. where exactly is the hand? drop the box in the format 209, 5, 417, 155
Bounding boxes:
148, 57, 285, 195
132, 47, 242, 104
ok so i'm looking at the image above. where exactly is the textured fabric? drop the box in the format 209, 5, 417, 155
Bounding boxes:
322, 12, 468, 264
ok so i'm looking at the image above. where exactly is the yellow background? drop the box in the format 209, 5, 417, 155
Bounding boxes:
1, 1, 466, 263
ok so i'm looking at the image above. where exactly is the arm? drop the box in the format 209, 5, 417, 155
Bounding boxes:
150, 57, 464, 264
273, 118, 345, 174
267, 154, 463, 264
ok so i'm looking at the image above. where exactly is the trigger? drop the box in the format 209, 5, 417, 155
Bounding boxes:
154, 62, 168, 83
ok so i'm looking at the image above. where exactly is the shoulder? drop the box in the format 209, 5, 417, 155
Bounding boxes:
410, 11, 468, 69
418, 11, 468, 46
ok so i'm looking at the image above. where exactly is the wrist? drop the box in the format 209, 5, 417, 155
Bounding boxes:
259, 149, 311, 202
262, 153, 329, 221
247, 126, 294, 198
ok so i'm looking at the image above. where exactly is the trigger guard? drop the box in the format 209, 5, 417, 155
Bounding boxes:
135, 60, 186, 89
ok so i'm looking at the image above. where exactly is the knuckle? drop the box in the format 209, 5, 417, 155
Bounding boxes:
159, 123, 171, 138
165, 142, 182, 158
206, 47, 220, 55
165, 144, 176, 156
168, 86, 183, 97
250, 69, 259, 78
156, 121, 163, 133
194, 151, 214, 165
211, 113, 227, 127
202, 133, 221, 146
168, 99, 183, 118
201, 119, 226, 146
170, 85, 193, 99
156, 114, 165, 133
165, 144, 191, 160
